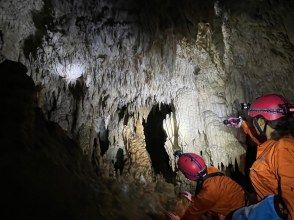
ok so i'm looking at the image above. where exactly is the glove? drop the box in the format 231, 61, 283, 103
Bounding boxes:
180, 191, 193, 202
223, 116, 243, 128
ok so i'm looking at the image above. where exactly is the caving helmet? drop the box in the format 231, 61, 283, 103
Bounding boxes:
176, 152, 207, 181
248, 94, 293, 121
244, 94, 294, 141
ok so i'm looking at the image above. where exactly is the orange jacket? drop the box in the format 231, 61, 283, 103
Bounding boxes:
241, 121, 261, 146
181, 166, 245, 220
241, 121, 294, 219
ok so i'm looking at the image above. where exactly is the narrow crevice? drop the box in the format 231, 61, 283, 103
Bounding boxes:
99, 129, 109, 156
91, 138, 100, 174
143, 103, 175, 183
117, 105, 134, 125
114, 148, 125, 175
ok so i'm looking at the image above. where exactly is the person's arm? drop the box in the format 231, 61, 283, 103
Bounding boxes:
276, 140, 294, 220
181, 189, 216, 220
240, 121, 261, 146
225, 117, 261, 146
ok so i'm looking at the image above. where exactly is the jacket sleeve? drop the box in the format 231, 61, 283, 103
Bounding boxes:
181, 188, 216, 220
240, 121, 261, 146
276, 139, 294, 220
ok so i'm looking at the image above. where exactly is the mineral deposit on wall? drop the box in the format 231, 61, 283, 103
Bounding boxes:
1, 0, 293, 175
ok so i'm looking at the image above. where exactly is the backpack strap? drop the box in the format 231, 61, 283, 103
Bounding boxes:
195, 172, 224, 195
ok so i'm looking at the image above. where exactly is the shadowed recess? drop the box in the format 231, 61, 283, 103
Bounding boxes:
143, 103, 175, 183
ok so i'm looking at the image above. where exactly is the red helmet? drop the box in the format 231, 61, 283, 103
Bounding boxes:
177, 153, 207, 181
248, 94, 291, 121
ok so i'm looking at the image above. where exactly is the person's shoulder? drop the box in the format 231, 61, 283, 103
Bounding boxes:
207, 166, 220, 173
203, 167, 226, 187
275, 136, 294, 155
202, 172, 242, 197
277, 136, 294, 147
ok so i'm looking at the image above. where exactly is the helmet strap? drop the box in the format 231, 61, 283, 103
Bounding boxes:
253, 117, 267, 142
195, 169, 206, 195
195, 178, 204, 195
195, 171, 224, 195
198, 167, 207, 178
264, 120, 268, 135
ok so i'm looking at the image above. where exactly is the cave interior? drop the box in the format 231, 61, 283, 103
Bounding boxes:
0, 0, 293, 219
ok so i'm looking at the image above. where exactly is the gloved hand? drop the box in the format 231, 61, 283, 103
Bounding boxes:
180, 191, 193, 202
223, 116, 243, 128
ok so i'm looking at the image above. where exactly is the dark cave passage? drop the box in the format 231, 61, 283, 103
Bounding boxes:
143, 103, 175, 183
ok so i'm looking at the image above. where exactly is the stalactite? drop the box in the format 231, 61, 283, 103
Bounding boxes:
1, 0, 293, 177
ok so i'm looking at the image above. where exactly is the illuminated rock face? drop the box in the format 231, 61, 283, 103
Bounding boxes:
1, 0, 294, 173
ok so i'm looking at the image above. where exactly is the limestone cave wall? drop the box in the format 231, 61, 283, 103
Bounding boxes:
1, 0, 294, 193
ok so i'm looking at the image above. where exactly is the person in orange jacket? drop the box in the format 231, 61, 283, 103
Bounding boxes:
226, 94, 294, 219
167, 152, 245, 220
